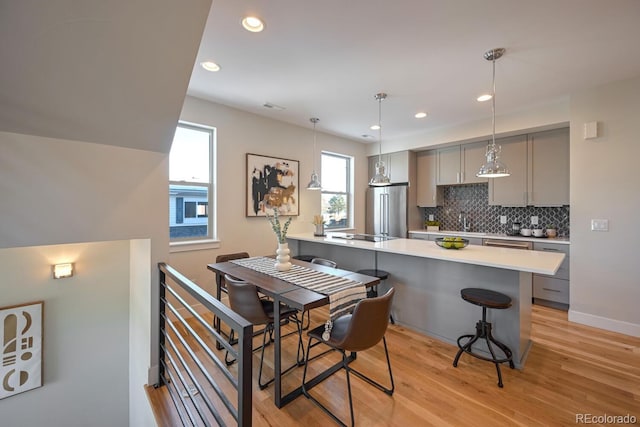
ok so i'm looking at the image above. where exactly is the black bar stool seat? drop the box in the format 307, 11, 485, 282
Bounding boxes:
453, 287, 514, 388
356, 269, 394, 324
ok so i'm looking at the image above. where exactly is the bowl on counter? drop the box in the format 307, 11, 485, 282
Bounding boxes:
520, 228, 532, 236
435, 237, 469, 249
532, 229, 545, 237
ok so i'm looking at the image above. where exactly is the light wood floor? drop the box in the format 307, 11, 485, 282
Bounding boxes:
147, 305, 640, 426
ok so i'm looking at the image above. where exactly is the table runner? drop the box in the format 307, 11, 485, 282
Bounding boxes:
230, 257, 367, 322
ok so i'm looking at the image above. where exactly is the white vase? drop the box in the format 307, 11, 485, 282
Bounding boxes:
275, 242, 292, 271
314, 223, 325, 236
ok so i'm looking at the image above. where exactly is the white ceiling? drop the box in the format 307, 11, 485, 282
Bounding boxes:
188, 0, 640, 143
3, 1, 639, 152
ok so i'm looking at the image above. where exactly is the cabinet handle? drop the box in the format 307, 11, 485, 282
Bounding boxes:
461, 172, 465, 182
456, 172, 460, 183
542, 288, 561, 292
542, 248, 560, 252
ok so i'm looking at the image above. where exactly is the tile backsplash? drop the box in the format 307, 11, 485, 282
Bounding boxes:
422, 183, 570, 236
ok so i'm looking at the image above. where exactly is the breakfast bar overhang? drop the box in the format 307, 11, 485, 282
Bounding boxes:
287, 233, 565, 369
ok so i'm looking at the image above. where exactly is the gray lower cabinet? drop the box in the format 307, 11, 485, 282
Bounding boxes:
533, 241, 570, 308
408, 232, 429, 241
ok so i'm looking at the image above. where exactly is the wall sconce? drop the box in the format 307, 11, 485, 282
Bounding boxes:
53, 263, 74, 279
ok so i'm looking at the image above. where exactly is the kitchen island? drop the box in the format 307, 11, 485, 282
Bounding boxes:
286, 232, 565, 368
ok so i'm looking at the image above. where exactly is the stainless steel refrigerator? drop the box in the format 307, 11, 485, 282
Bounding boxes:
365, 184, 409, 238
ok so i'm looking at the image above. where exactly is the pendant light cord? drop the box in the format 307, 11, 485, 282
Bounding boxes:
491, 55, 497, 148
378, 96, 383, 163
312, 119, 317, 171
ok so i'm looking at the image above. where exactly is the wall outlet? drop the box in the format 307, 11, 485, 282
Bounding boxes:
428, 214, 434, 221
591, 219, 609, 231
500, 215, 507, 224
531, 216, 539, 225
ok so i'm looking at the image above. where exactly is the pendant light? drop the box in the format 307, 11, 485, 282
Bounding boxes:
369, 92, 391, 186
306, 117, 322, 190
477, 48, 510, 178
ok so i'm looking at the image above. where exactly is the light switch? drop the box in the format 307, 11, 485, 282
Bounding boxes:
531, 216, 539, 225
500, 216, 507, 224
591, 219, 609, 231
429, 214, 434, 221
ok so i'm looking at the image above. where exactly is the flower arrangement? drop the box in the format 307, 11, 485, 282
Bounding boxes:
312, 215, 325, 226
266, 208, 292, 243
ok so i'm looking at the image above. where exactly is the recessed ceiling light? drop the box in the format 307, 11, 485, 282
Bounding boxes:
242, 16, 264, 32
415, 112, 428, 119
201, 61, 220, 72
370, 124, 380, 130
477, 94, 492, 102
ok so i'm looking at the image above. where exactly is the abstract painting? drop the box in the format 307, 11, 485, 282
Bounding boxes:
1, 301, 43, 400
247, 153, 299, 217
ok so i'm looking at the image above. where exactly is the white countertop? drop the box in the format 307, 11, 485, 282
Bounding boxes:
408, 230, 570, 245
287, 233, 565, 275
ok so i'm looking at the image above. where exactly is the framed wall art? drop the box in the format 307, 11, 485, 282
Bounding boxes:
1, 301, 43, 400
247, 153, 299, 217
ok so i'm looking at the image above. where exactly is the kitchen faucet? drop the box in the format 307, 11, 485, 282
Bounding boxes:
459, 211, 470, 232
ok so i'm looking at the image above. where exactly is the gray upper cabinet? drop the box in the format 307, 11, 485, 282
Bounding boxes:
436, 142, 488, 185
488, 128, 569, 207
388, 151, 411, 183
436, 146, 460, 185
368, 150, 411, 184
488, 135, 528, 206
461, 142, 489, 184
416, 150, 441, 207
528, 128, 570, 206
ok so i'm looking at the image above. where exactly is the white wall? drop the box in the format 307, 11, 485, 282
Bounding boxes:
0, 132, 168, 425
169, 97, 369, 295
0, 241, 130, 426
568, 75, 640, 336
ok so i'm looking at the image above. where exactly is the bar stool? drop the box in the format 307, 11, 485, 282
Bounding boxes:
356, 269, 394, 324
453, 288, 514, 387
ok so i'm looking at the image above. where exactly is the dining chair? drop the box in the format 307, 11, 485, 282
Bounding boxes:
224, 274, 305, 389
301, 288, 395, 426
300, 257, 338, 330
310, 257, 338, 268
215, 252, 250, 295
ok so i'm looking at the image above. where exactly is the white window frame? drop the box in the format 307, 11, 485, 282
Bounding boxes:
321, 152, 353, 230
169, 122, 219, 252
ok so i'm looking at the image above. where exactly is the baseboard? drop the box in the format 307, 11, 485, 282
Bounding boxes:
568, 310, 640, 337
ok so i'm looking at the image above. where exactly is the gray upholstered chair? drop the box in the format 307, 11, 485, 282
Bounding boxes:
301, 288, 395, 426
301, 257, 338, 329
215, 252, 250, 294
225, 274, 304, 389
310, 257, 338, 268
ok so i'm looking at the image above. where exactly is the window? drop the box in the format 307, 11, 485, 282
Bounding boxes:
169, 123, 215, 242
321, 152, 352, 229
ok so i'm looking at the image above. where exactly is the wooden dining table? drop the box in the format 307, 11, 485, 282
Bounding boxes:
206, 257, 380, 408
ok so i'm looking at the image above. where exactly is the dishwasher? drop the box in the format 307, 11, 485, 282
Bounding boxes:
482, 239, 532, 250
